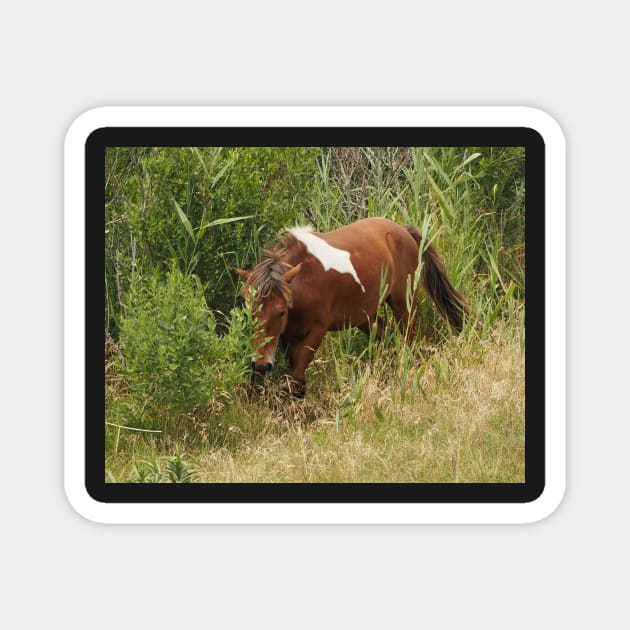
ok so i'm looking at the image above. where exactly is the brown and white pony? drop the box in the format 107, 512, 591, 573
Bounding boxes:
235, 217, 467, 398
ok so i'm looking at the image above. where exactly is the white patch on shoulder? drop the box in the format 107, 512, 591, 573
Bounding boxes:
290, 226, 365, 292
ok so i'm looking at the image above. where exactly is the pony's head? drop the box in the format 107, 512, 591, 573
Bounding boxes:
234, 260, 303, 375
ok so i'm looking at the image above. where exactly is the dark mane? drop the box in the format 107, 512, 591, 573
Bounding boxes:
242, 232, 301, 306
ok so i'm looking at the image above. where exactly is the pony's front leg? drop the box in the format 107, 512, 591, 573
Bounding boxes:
285, 328, 326, 399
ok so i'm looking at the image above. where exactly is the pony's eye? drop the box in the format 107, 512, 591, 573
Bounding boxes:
277, 310, 286, 318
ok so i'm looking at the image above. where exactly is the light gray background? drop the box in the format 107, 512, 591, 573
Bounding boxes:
2, 1, 627, 627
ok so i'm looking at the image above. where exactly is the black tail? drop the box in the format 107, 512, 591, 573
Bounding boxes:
406, 225, 468, 332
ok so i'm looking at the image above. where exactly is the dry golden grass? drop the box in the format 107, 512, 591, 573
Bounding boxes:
191, 332, 524, 483
106, 323, 524, 484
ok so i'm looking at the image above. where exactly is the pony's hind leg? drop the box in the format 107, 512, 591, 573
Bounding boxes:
386, 291, 418, 340
383, 228, 421, 340
358, 315, 386, 339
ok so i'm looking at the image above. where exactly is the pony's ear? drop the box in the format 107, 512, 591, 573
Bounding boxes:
233, 267, 250, 281
283, 262, 303, 284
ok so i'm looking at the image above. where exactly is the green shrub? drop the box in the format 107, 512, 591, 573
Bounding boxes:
118, 266, 254, 425
105, 147, 321, 338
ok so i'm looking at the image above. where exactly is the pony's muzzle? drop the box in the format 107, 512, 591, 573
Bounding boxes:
251, 360, 273, 375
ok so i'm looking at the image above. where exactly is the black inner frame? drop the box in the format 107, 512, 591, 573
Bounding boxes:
86, 126, 545, 503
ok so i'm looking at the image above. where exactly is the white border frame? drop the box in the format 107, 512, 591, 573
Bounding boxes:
64, 106, 565, 524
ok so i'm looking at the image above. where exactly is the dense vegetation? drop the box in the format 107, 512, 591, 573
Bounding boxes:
105, 146, 525, 483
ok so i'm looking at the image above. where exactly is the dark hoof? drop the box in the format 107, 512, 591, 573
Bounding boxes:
281, 375, 306, 399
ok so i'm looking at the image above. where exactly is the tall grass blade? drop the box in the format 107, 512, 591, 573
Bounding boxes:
172, 197, 195, 242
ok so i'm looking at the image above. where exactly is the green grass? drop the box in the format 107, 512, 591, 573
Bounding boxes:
106, 322, 524, 483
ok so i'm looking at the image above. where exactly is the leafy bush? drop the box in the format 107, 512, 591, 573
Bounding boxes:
118, 266, 254, 425
105, 147, 321, 338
